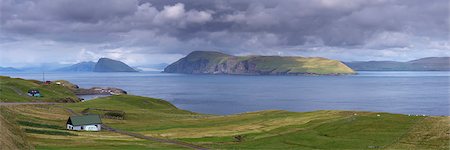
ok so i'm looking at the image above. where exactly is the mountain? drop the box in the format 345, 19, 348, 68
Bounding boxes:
54, 61, 96, 72
345, 57, 450, 71
93, 58, 137, 72
0, 67, 21, 72
163, 51, 355, 75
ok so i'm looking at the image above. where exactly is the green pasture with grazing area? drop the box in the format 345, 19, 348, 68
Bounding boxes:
64, 95, 449, 149
1, 76, 449, 149
0, 105, 186, 149
0, 76, 78, 102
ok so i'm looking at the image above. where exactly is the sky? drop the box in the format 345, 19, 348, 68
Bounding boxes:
1, 0, 449, 68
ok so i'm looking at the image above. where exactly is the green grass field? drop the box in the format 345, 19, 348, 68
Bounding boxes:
1, 76, 449, 149
0, 105, 187, 149
63, 95, 449, 149
0, 76, 78, 102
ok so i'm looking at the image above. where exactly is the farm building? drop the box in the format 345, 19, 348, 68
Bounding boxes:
66, 115, 102, 131
27, 89, 41, 97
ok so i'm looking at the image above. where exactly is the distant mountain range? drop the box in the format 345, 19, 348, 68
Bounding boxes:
164, 51, 355, 75
2, 56, 448, 73
344, 57, 450, 71
55, 61, 96, 72
0, 67, 22, 72
55, 58, 137, 72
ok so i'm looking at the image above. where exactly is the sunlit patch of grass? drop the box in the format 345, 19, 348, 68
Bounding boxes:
3, 104, 186, 149
387, 117, 450, 150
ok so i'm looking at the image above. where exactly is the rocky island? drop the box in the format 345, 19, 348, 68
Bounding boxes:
94, 58, 137, 72
55, 58, 137, 72
164, 51, 355, 75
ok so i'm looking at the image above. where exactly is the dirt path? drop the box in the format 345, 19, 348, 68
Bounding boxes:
61, 106, 208, 150
6, 86, 25, 96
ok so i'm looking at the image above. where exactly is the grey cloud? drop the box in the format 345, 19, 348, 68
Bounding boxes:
0, 0, 448, 67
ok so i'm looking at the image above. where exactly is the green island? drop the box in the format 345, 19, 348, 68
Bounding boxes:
163, 51, 355, 75
1, 76, 448, 149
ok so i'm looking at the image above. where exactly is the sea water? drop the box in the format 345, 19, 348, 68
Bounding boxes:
2, 71, 449, 116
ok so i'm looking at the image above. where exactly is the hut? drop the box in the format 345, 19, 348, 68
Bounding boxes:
27, 89, 41, 97
66, 115, 102, 131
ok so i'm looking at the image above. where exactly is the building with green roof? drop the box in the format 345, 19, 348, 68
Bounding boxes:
66, 114, 102, 131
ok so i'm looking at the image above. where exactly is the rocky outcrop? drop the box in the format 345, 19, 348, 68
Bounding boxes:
164, 51, 355, 75
74, 87, 127, 95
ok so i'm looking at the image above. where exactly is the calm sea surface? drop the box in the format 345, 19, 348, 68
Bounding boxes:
2, 71, 449, 116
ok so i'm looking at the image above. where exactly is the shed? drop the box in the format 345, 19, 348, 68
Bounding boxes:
66, 115, 102, 131
27, 89, 41, 97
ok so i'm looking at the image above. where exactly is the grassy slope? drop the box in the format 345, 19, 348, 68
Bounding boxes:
1, 77, 448, 149
245, 56, 355, 74
64, 95, 449, 149
0, 76, 78, 102
0, 107, 33, 149
0, 105, 186, 149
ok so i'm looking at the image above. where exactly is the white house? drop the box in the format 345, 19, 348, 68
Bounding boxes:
66, 114, 102, 131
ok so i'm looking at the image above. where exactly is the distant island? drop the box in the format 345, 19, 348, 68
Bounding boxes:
163, 51, 355, 75
345, 57, 450, 71
55, 61, 96, 72
56, 58, 137, 72
0, 67, 22, 72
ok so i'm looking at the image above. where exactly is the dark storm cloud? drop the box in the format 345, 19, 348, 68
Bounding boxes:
0, 0, 449, 67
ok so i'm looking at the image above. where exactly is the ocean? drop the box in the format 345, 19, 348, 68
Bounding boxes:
2, 71, 449, 116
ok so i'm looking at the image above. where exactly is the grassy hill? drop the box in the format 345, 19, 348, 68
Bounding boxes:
0, 77, 448, 149
164, 51, 355, 75
61, 95, 449, 149
0, 104, 186, 149
0, 76, 78, 102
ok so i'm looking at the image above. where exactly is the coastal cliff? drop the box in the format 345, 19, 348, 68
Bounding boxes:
164, 51, 355, 75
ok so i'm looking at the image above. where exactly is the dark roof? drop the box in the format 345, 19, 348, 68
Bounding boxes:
28, 89, 40, 93
67, 115, 102, 126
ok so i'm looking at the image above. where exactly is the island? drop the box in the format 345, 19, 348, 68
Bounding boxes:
164, 51, 355, 75
344, 57, 450, 71
93, 58, 137, 72
55, 58, 137, 72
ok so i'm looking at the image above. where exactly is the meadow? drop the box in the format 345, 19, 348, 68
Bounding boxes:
0, 76, 449, 149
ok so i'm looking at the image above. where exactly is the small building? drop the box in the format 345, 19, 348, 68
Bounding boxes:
27, 89, 41, 97
44, 81, 52, 85
66, 115, 102, 131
